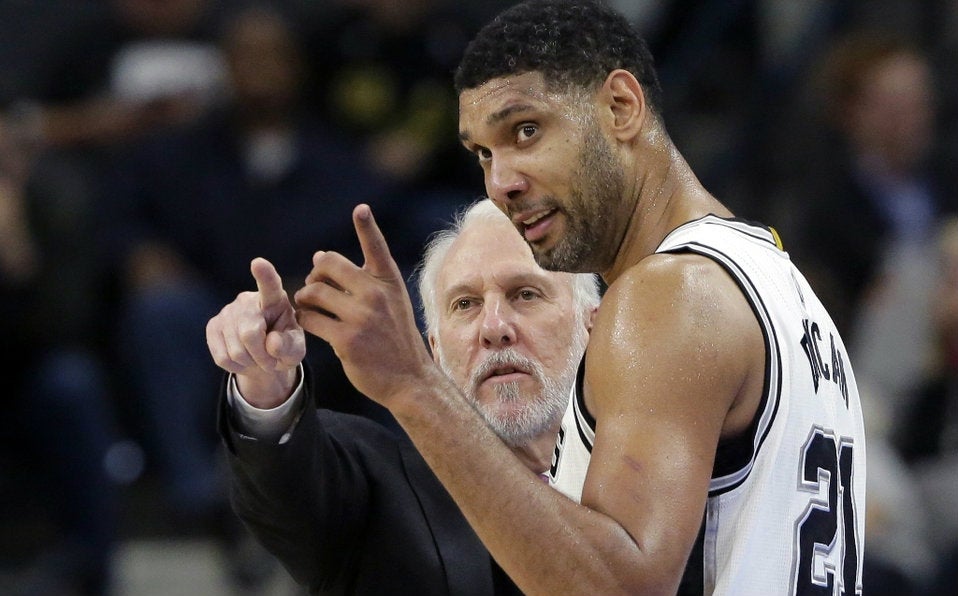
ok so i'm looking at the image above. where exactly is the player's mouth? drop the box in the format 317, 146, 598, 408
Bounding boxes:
516, 208, 557, 243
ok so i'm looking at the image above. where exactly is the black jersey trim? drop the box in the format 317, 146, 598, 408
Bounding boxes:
677, 514, 706, 596
572, 358, 595, 453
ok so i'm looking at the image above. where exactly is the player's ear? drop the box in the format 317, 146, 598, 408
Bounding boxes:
428, 334, 440, 363
601, 69, 647, 142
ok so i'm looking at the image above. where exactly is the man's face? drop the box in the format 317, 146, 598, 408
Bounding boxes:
223, 10, 302, 114
848, 52, 934, 172
430, 215, 588, 446
458, 71, 625, 274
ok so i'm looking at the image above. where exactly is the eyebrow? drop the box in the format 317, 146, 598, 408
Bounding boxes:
458, 103, 536, 143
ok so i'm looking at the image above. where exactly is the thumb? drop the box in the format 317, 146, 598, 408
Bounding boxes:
250, 257, 288, 311
353, 204, 398, 279
265, 325, 307, 368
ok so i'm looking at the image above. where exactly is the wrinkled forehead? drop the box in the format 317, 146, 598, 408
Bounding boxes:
459, 72, 547, 104
458, 73, 554, 132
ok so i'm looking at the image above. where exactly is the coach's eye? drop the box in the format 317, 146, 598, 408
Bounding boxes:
454, 297, 478, 311
517, 289, 540, 301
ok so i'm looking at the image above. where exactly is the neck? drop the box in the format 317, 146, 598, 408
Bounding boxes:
602, 127, 731, 284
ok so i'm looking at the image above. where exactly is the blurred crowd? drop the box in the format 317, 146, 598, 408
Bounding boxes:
1, 0, 957, 594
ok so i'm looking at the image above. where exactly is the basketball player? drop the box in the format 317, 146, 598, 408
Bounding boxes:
207, 199, 599, 593
293, 1, 867, 594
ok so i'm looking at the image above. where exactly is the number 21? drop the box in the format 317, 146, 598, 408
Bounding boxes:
793, 428, 861, 595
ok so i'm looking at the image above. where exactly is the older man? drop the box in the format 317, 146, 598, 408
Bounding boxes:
206, 199, 599, 595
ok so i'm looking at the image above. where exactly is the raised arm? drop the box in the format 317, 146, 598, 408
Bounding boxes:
206, 257, 306, 407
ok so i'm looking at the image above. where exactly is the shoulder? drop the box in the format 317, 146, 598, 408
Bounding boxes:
586, 252, 763, 412
599, 252, 741, 326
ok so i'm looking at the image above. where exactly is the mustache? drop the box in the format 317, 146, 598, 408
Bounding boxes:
469, 348, 543, 393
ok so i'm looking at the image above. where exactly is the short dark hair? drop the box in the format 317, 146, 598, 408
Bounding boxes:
454, 0, 662, 113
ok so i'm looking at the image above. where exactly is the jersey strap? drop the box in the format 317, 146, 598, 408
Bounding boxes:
657, 216, 784, 495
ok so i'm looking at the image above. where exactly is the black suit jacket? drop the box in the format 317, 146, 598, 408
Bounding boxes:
218, 373, 523, 595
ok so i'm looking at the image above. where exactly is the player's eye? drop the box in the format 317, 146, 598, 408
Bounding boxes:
517, 124, 538, 143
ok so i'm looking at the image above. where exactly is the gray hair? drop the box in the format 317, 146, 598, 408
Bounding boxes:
415, 199, 601, 337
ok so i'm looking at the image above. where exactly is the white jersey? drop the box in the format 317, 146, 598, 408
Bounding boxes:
549, 215, 866, 596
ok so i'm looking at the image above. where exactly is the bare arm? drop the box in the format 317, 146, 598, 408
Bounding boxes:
571, 253, 765, 592
294, 206, 763, 594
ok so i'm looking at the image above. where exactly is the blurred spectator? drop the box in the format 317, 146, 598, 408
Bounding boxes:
1, 99, 121, 596
298, 0, 485, 221
784, 32, 956, 400
893, 217, 958, 594
0, 0, 229, 363
857, 425, 936, 595
639, 0, 841, 216
0, 0, 229, 370
768, 28, 958, 595
5, 0, 226, 152
0, 2, 232, 592
101, 6, 411, 587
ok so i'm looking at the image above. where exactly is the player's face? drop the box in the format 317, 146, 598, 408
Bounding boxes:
458, 71, 625, 274
430, 216, 588, 446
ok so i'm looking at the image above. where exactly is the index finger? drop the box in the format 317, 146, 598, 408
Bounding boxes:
353, 204, 396, 279
250, 257, 286, 310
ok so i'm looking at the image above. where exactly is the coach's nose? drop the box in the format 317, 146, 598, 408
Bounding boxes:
479, 296, 517, 348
